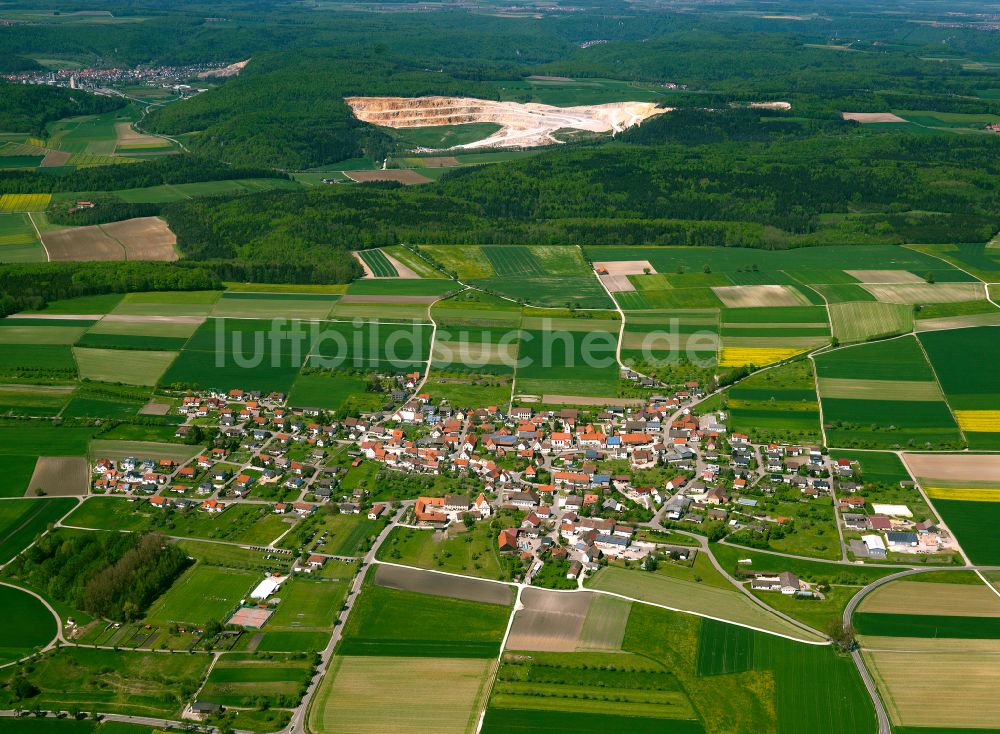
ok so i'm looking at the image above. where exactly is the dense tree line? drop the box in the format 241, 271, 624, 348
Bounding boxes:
0, 156, 287, 195
0, 81, 121, 137
161, 126, 1000, 281
0, 261, 221, 314
6, 532, 189, 621
47, 195, 160, 226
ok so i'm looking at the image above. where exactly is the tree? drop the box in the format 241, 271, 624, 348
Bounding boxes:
828, 621, 856, 652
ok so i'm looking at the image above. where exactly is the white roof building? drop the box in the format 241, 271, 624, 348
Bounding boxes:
871, 504, 912, 518
250, 574, 287, 600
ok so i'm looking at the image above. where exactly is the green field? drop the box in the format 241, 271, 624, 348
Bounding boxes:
728, 359, 821, 443
828, 302, 913, 343
385, 122, 502, 149
279, 511, 383, 556
583, 246, 973, 283
209, 291, 341, 320
287, 371, 368, 411
144, 563, 258, 626
587, 565, 821, 641
376, 524, 506, 580
853, 612, 1000, 638
358, 248, 399, 277
828, 450, 911, 484
0, 584, 56, 664
616, 606, 875, 734
338, 581, 509, 657
0, 212, 44, 262
0, 498, 77, 563
266, 577, 348, 640
64, 497, 289, 546
0, 647, 210, 717
516, 327, 619, 398
199, 652, 313, 708
931, 500, 1000, 565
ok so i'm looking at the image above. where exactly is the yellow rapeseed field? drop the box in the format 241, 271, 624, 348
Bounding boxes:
954, 410, 1000, 432
718, 346, 805, 368
0, 193, 51, 212
925, 486, 1000, 502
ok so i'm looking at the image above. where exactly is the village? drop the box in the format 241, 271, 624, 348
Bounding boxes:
88, 367, 958, 632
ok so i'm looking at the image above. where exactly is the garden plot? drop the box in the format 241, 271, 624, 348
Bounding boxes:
861, 282, 983, 304
505, 588, 592, 652
712, 285, 809, 308
26, 456, 88, 496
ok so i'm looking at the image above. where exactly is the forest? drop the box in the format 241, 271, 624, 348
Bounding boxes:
0, 81, 120, 136
6, 532, 189, 621
161, 121, 1000, 284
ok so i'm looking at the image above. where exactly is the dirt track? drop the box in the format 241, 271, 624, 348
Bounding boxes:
346, 96, 667, 149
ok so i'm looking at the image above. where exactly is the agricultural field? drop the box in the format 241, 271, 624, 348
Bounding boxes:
0, 498, 77, 563
717, 305, 829, 367
920, 327, 1000, 449
828, 302, 913, 343
337, 576, 510, 657
382, 246, 446, 278
506, 588, 592, 652
583, 246, 972, 286
0, 193, 51, 212
815, 336, 961, 448
0, 212, 45, 262
515, 325, 619, 399
356, 248, 399, 277
621, 309, 719, 373
830, 450, 912, 485
596, 605, 877, 734
426, 245, 612, 309
74, 346, 179, 386
727, 359, 821, 443
209, 291, 340, 320
863, 639, 1000, 729
0, 584, 57, 665
287, 371, 369, 411
859, 578, 1000, 618
489, 649, 697, 724
42, 216, 177, 262
310, 655, 493, 734
586, 565, 821, 642
109, 290, 222, 317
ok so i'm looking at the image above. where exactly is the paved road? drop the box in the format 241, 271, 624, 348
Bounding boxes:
285, 503, 407, 733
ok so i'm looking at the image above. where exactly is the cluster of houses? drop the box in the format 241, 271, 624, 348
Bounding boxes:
840, 500, 955, 558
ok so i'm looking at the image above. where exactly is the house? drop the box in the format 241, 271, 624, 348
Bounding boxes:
473, 493, 492, 518
498, 527, 519, 552
444, 495, 471, 513
749, 572, 802, 595
368, 503, 387, 520
201, 499, 225, 513
842, 513, 870, 531
306, 554, 326, 569
566, 560, 582, 580
509, 490, 539, 509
